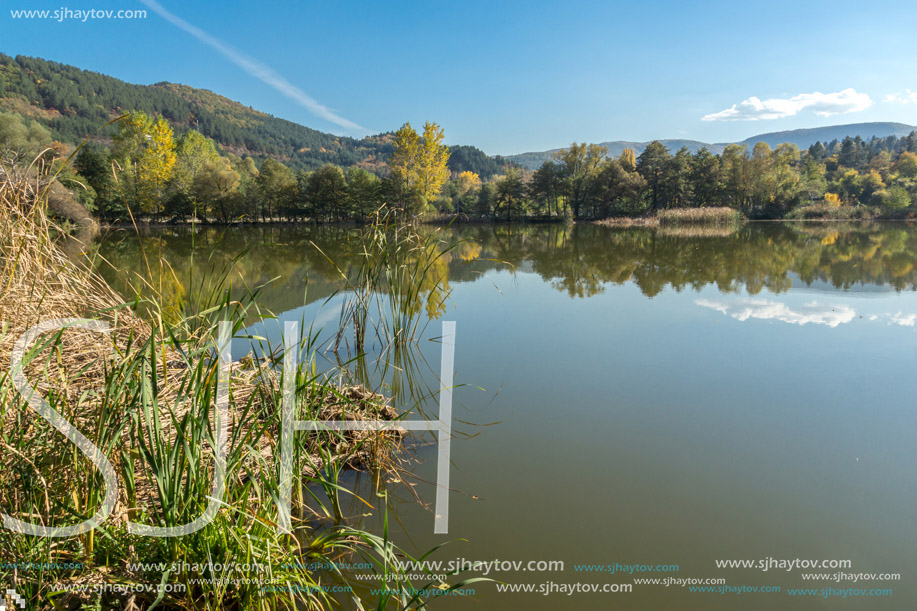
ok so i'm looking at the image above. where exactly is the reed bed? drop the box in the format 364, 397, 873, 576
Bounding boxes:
656, 207, 744, 226
0, 161, 461, 609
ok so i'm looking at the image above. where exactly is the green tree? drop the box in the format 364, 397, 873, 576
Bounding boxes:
346, 167, 382, 221
75, 143, 119, 218
893, 152, 917, 179
493, 168, 529, 220
838, 137, 858, 168
305, 165, 348, 221
636, 141, 670, 213
0, 111, 52, 162
475, 182, 497, 217
689, 148, 721, 208
594, 158, 646, 217
662, 147, 692, 208
196, 157, 241, 222
876, 185, 912, 210
530, 161, 564, 216
171, 130, 220, 218
554, 142, 607, 218
255, 158, 296, 221
719, 144, 750, 212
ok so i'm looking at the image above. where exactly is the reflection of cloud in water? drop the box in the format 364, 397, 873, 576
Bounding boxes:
696, 298, 856, 328
891, 312, 917, 327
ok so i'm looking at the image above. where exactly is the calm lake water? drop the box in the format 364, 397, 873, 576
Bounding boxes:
97, 222, 917, 609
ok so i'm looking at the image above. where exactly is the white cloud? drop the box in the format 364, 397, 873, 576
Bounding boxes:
884, 89, 917, 104
891, 312, 917, 327
702, 88, 873, 121
696, 298, 856, 327
138, 0, 364, 132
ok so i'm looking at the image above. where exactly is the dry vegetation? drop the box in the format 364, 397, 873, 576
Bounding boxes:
0, 160, 422, 610
656, 207, 744, 225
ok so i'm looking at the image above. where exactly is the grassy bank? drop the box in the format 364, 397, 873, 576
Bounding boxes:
0, 162, 463, 609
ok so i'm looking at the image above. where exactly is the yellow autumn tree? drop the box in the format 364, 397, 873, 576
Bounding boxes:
620, 148, 636, 171
137, 116, 177, 214
114, 112, 176, 214
389, 122, 421, 190
417, 122, 451, 206
824, 192, 841, 207
456, 170, 482, 195
388, 121, 450, 212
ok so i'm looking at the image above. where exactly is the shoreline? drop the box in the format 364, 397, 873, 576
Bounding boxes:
97, 216, 917, 231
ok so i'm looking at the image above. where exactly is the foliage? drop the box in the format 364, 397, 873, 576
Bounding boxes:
4, 52, 917, 223
0, 110, 52, 162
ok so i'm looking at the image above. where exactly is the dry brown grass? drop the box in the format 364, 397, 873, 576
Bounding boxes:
656, 207, 744, 225
0, 159, 145, 391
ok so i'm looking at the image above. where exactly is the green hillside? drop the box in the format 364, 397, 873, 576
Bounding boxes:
0, 54, 506, 176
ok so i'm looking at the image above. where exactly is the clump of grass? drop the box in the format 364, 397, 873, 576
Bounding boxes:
0, 159, 464, 609
656, 207, 744, 226
334, 211, 455, 353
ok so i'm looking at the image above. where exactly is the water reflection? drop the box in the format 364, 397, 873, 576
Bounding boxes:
95, 222, 917, 315
696, 298, 857, 327
92, 221, 917, 609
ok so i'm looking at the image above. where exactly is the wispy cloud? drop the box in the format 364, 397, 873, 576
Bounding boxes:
702, 88, 873, 122
138, 0, 364, 132
884, 90, 917, 104
696, 298, 856, 327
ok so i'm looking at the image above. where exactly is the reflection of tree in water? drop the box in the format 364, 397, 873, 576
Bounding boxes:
95, 222, 917, 317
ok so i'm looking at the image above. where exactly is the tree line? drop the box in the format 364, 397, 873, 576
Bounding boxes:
68, 113, 458, 222
477, 134, 917, 221
4, 102, 917, 224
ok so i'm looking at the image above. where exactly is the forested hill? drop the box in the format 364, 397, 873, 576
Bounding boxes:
0, 54, 507, 176
735, 123, 917, 150
506, 124, 917, 169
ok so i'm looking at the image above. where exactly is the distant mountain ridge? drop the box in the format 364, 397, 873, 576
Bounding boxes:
733, 122, 916, 150
505, 122, 917, 169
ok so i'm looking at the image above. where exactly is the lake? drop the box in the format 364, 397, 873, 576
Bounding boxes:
96, 221, 917, 609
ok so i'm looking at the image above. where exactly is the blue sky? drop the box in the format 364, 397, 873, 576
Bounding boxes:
4, 0, 917, 154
